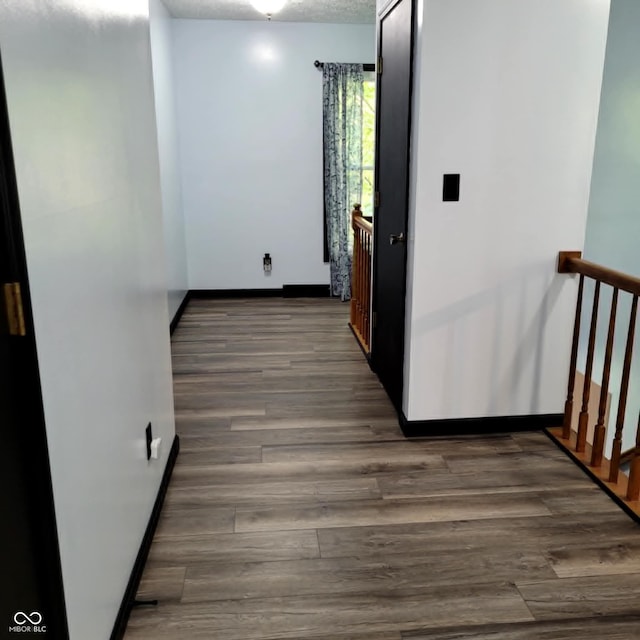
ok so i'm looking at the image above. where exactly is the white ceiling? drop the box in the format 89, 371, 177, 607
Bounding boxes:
162, 0, 376, 24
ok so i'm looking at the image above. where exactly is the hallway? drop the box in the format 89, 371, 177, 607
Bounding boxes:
125, 298, 640, 639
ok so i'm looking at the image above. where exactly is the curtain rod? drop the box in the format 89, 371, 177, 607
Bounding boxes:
314, 60, 376, 72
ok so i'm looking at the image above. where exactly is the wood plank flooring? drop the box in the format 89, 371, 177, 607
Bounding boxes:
125, 298, 640, 640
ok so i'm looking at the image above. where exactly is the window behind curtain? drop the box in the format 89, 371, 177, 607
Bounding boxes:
323, 72, 376, 261
355, 72, 376, 220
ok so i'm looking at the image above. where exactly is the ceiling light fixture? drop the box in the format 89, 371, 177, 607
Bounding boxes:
250, 0, 286, 20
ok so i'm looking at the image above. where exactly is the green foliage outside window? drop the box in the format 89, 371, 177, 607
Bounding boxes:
347, 76, 376, 220
361, 79, 376, 217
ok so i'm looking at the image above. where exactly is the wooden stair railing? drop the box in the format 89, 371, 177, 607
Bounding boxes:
350, 204, 373, 354
620, 445, 640, 466
549, 251, 640, 518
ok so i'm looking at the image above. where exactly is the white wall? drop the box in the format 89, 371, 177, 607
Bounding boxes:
172, 20, 375, 290
0, 1, 176, 638
150, 0, 188, 318
403, 0, 611, 421
581, 0, 640, 451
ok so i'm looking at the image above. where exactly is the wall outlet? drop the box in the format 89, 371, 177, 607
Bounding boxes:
145, 422, 152, 461
263, 253, 272, 273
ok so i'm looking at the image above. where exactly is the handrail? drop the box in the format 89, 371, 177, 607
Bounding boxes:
350, 204, 372, 355
620, 445, 640, 466
550, 250, 640, 516
558, 251, 640, 297
352, 211, 372, 235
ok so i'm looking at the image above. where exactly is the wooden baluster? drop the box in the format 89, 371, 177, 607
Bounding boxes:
358, 205, 366, 338
355, 230, 360, 324
577, 280, 600, 453
355, 228, 362, 331
359, 229, 367, 336
359, 229, 364, 333
361, 230, 365, 336
352, 228, 356, 308
368, 234, 372, 345
361, 210, 365, 336
365, 234, 371, 349
361, 232, 366, 344
563, 275, 585, 439
591, 288, 618, 467
609, 295, 638, 483
627, 413, 640, 501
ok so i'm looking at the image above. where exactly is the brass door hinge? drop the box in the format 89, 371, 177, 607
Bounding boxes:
377, 56, 383, 75
4, 282, 26, 336
374, 191, 380, 208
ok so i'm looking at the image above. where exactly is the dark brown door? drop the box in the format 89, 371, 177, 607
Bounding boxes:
0, 51, 69, 637
371, 0, 414, 411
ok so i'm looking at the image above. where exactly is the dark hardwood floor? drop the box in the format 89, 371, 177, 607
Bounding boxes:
124, 298, 640, 639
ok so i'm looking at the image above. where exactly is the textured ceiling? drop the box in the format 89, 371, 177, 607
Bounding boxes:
162, 0, 376, 24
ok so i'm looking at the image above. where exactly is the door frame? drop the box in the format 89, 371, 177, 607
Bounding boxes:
0, 49, 69, 637
371, 0, 416, 411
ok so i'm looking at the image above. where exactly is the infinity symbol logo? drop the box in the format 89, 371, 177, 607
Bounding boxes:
13, 611, 42, 625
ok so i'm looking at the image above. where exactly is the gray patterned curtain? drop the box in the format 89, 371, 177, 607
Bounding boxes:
323, 63, 364, 301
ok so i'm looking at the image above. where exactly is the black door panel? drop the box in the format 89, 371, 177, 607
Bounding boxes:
372, 0, 414, 411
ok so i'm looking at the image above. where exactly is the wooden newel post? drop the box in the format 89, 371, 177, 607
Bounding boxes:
351, 203, 362, 231
350, 204, 361, 329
